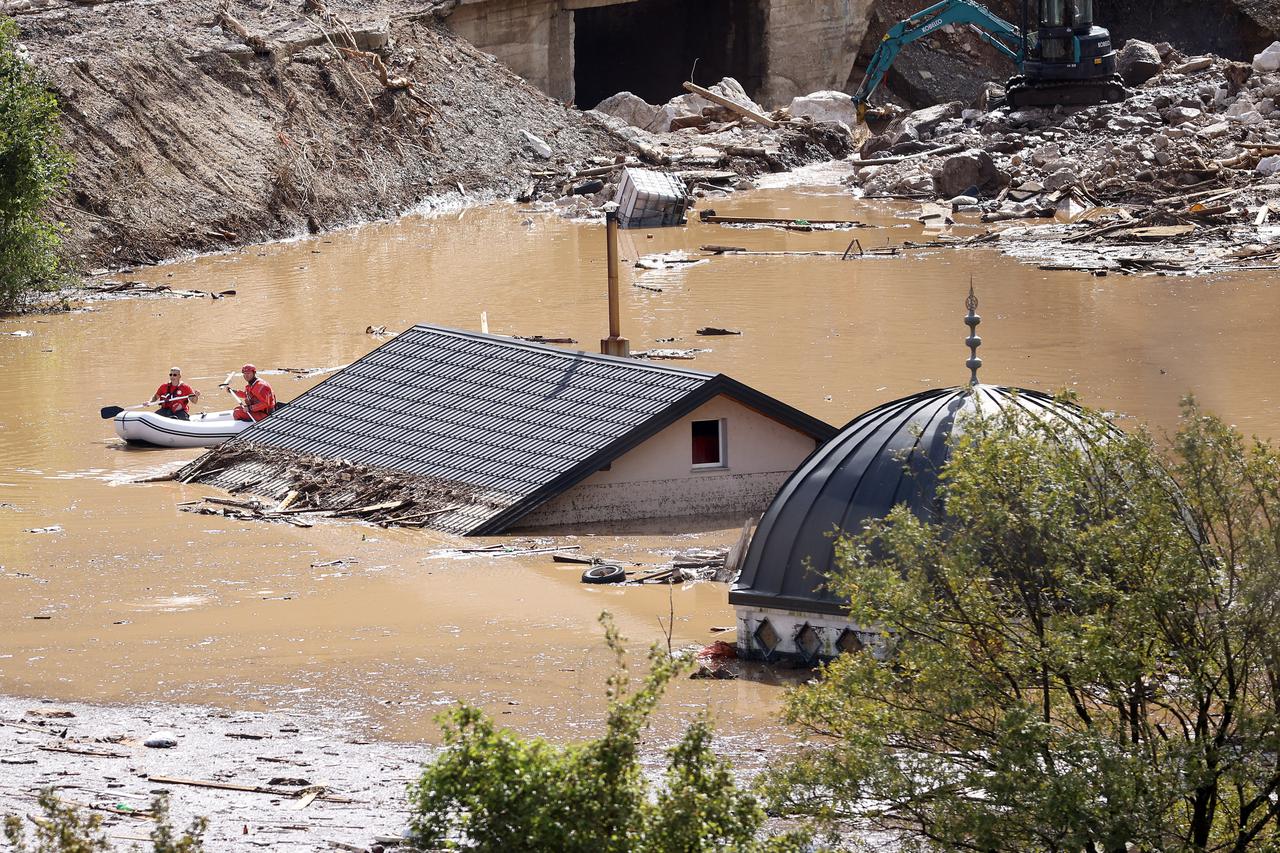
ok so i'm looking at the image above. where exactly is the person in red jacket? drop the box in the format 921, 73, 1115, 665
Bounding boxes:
149, 367, 200, 420
229, 364, 275, 422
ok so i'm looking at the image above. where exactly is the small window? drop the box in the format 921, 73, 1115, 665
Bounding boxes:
691, 419, 724, 467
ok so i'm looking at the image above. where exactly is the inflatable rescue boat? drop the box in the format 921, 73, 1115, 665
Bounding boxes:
113, 409, 253, 448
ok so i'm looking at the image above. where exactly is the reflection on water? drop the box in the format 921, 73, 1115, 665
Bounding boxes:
1, 175, 1278, 743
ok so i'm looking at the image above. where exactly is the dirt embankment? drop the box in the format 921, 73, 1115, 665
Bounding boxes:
16, 0, 627, 271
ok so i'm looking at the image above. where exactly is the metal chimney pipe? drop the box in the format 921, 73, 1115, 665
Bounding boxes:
600, 210, 630, 357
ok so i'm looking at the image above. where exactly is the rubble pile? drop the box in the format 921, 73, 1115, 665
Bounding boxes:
526, 78, 857, 220
846, 40, 1280, 274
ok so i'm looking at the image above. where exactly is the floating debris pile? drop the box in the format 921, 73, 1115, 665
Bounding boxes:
175, 443, 496, 531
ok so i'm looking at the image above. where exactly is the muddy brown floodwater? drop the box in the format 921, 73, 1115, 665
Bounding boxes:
3, 165, 1280, 757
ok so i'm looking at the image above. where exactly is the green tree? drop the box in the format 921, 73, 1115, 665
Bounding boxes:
410, 613, 806, 853
775, 399, 1280, 851
0, 15, 72, 311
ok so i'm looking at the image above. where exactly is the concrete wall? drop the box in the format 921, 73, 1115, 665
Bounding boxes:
514, 395, 819, 528
448, 0, 876, 108
735, 604, 882, 661
759, 0, 874, 106
450, 0, 577, 102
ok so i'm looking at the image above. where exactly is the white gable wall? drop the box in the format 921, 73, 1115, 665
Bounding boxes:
513, 395, 819, 528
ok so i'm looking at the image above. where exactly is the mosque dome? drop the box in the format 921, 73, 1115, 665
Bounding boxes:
728, 384, 1086, 617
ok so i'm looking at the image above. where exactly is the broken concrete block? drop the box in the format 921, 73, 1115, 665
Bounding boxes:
1253, 41, 1280, 73
1117, 39, 1162, 86
1229, 108, 1265, 124
902, 101, 964, 139
932, 149, 1005, 198
1257, 154, 1280, 175
1044, 168, 1078, 192
518, 130, 552, 159
1161, 106, 1202, 125
788, 90, 858, 126
592, 91, 665, 133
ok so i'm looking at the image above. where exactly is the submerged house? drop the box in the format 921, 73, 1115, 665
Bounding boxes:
193, 323, 836, 535
729, 289, 1090, 662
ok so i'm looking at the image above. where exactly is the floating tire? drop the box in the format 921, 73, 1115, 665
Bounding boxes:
581, 564, 626, 584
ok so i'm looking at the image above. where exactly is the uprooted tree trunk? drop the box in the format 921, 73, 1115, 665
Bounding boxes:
335, 45, 432, 111
336, 46, 410, 90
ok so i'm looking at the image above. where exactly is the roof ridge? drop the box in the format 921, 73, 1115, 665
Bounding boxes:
409, 323, 719, 381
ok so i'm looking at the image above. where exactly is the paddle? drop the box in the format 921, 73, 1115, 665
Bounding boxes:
100, 395, 194, 420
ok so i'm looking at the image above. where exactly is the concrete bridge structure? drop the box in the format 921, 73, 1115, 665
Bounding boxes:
447, 0, 873, 110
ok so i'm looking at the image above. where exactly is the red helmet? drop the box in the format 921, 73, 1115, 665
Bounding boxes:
242, 364, 257, 373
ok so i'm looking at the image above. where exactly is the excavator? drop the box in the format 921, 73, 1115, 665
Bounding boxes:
853, 0, 1127, 122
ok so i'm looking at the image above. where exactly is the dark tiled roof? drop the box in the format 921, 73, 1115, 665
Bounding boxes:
219, 324, 836, 534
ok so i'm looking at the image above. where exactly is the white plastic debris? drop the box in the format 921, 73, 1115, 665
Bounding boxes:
1257, 155, 1280, 176
24, 525, 62, 534
144, 731, 178, 748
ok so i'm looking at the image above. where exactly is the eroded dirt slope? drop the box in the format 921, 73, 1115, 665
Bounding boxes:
15, 0, 625, 270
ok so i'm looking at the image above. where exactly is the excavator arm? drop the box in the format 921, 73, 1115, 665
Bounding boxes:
853, 0, 1025, 122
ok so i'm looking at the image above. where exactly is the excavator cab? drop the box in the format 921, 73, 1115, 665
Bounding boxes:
1009, 0, 1124, 107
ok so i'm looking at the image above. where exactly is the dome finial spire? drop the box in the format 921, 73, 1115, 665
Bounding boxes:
964, 279, 982, 387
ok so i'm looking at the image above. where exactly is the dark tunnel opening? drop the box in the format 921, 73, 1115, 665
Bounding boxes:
573, 0, 766, 111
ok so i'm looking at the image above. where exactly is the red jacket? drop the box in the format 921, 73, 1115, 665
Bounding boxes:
234, 378, 275, 421
154, 382, 194, 414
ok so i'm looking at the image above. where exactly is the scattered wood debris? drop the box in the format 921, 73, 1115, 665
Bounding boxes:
512, 335, 578, 344
698, 210, 865, 231
174, 443, 492, 530
631, 348, 711, 360
83, 280, 235, 299
561, 547, 730, 586
634, 251, 708, 270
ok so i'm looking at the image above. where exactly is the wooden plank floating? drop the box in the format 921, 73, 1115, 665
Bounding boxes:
698, 212, 865, 229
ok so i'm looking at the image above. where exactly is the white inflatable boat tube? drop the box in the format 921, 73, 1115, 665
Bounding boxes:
113, 409, 253, 449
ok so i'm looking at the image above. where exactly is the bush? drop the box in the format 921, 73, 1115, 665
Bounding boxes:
0, 15, 72, 311
409, 613, 807, 852
3, 790, 204, 852
776, 398, 1280, 851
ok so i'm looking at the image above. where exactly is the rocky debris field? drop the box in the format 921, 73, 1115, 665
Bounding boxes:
0, 695, 427, 852
481, 77, 855, 223
844, 39, 1280, 275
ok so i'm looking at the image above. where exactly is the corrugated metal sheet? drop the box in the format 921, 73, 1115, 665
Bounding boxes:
222, 325, 717, 532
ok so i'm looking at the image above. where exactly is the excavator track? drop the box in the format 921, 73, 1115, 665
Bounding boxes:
1004, 74, 1127, 109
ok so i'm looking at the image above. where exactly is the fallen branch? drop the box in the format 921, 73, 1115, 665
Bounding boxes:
38, 745, 128, 759
217, 3, 273, 55
336, 46, 410, 90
